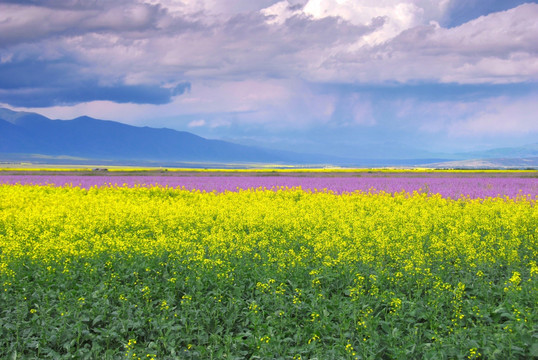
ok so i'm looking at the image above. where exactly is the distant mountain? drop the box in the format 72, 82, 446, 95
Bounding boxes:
0, 108, 297, 164
455, 143, 538, 159
1, 107, 536, 168
425, 157, 538, 169
425, 143, 538, 169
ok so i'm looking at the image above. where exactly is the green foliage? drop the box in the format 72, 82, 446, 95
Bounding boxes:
1, 251, 536, 359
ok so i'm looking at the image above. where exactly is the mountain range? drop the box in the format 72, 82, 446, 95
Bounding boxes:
0, 107, 537, 168
0, 108, 295, 164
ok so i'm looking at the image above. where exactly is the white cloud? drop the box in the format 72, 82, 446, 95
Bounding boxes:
0, 53, 13, 64
447, 95, 538, 137
306, 3, 538, 84
392, 93, 538, 139
187, 119, 206, 127
209, 118, 232, 128
261, 1, 303, 24
302, 0, 450, 45
175, 79, 338, 129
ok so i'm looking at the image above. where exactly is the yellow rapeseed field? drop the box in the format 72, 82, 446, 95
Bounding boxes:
1, 185, 536, 268
0, 184, 536, 359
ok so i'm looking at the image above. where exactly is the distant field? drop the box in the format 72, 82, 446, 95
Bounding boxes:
0, 170, 536, 198
0, 167, 537, 180
1, 165, 537, 173
0, 173, 536, 358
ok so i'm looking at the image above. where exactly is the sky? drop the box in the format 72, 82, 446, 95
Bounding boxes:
0, 0, 537, 158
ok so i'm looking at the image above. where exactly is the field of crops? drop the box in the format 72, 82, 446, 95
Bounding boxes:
1, 173, 537, 359
1, 172, 537, 198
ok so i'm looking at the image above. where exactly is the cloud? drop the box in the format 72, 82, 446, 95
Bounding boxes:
390, 91, 538, 141
329, 93, 375, 126
187, 119, 206, 128
0, 55, 191, 106
2, 1, 536, 95
308, 3, 538, 83
0, 2, 162, 47
0, 0, 537, 158
171, 82, 191, 96
302, 0, 449, 45
447, 95, 538, 137
0, 82, 186, 107
171, 79, 339, 130
145, 0, 285, 17
0, 1, 126, 10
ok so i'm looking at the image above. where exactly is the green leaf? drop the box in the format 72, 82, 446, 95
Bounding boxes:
530, 343, 538, 357
92, 315, 104, 326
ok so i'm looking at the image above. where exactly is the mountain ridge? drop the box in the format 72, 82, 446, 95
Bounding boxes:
0, 108, 290, 163
454, 143, 538, 159
1, 107, 537, 168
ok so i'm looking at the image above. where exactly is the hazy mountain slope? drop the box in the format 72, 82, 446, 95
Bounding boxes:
457, 143, 538, 159
1, 107, 536, 167
0, 109, 287, 163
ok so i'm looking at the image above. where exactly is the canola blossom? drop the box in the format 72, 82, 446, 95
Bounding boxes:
0, 173, 537, 198
0, 182, 537, 359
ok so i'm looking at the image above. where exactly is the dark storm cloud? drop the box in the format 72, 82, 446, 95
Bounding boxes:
0, 58, 80, 89
0, 57, 190, 106
0, 1, 163, 47
0, 0, 132, 10
0, 1, 198, 106
0, 81, 188, 107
